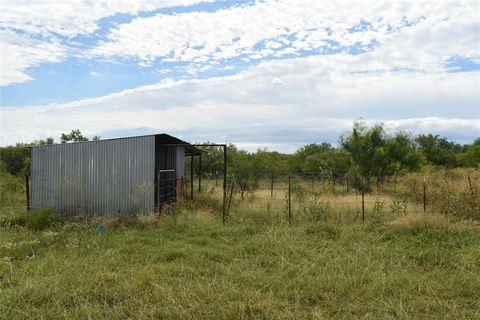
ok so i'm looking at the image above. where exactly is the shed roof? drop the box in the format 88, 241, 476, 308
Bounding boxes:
29, 133, 202, 156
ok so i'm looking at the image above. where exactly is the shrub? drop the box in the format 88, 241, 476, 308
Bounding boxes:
1, 208, 64, 231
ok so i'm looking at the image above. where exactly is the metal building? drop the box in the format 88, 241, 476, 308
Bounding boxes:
30, 134, 201, 217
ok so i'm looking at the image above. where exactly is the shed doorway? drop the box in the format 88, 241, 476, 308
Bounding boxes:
155, 169, 176, 210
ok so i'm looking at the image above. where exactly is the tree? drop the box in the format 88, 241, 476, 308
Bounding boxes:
0, 144, 31, 176
340, 121, 388, 188
457, 138, 480, 167
340, 121, 421, 189
254, 149, 291, 174
61, 129, 89, 143
293, 143, 351, 176
415, 134, 463, 167
386, 131, 422, 174
0, 137, 55, 176
230, 149, 262, 199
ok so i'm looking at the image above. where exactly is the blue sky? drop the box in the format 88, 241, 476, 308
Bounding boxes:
1, 0, 479, 150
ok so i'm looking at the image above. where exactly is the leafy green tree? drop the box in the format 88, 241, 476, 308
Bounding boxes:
457, 138, 480, 167
415, 134, 463, 167
61, 129, 89, 143
340, 121, 388, 187
0, 144, 31, 176
386, 131, 422, 174
0, 137, 55, 176
293, 143, 351, 176
340, 121, 421, 189
254, 149, 291, 174
230, 149, 263, 199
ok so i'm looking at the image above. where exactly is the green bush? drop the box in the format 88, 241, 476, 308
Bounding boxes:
1, 208, 64, 231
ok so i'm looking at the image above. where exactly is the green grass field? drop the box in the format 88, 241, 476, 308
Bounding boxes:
1, 210, 479, 319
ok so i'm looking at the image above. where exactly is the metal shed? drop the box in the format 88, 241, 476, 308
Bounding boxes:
30, 134, 201, 217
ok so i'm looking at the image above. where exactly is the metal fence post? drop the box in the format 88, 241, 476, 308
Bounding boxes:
198, 153, 202, 192
270, 172, 274, 198
288, 173, 292, 223
26, 174, 30, 210
227, 179, 234, 218
423, 176, 426, 213
223, 145, 227, 223
361, 186, 365, 222
346, 173, 349, 194
190, 154, 194, 200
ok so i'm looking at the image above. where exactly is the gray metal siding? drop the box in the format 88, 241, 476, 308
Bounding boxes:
31, 136, 155, 217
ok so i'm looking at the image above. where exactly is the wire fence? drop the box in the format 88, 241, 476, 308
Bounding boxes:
196, 170, 479, 223
1, 168, 478, 223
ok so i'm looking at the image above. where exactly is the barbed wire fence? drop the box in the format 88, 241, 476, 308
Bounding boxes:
221, 170, 480, 223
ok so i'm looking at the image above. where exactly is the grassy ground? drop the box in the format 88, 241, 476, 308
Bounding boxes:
1, 210, 479, 319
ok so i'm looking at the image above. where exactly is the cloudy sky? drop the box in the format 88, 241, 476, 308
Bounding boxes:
0, 0, 479, 151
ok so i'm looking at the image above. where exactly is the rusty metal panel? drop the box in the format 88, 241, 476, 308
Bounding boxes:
31, 136, 155, 217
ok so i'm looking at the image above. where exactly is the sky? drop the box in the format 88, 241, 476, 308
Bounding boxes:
0, 0, 479, 152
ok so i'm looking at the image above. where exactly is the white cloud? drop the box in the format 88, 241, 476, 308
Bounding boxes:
89, 71, 102, 77
1, 55, 478, 150
0, 31, 66, 85
0, 0, 213, 86
1, 0, 479, 86
90, 0, 479, 73
1, 1, 478, 150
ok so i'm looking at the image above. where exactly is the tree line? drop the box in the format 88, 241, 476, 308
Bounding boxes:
189, 121, 478, 194
1, 123, 479, 191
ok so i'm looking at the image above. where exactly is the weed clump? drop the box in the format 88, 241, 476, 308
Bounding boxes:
1, 208, 63, 231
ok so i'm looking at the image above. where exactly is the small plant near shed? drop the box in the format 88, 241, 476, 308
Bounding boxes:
373, 198, 385, 214
390, 198, 408, 214
303, 196, 329, 222
1, 208, 63, 231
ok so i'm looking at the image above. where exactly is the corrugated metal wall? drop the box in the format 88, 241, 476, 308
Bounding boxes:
31, 136, 155, 217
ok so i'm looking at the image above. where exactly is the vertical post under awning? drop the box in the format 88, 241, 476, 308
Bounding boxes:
223, 145, 227, 221
198, 153, 202, 192
190, 154, 194, 200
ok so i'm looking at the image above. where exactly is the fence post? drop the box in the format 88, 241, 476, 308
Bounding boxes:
271, 172, 274, 198
394, 170, 397, 194
25, 174, 30, 210
223, 145, 227, 223
227, 180, 234, 218
190, 154, 194, 200
223, 174, 233, 223
361, 186, 365, 222
423, 176, 426, 214
198, 153, 202, 192
331, 172, 335, 194
467, 175, 477, 217
346, 173, 349, 194
288, 173, 292, 223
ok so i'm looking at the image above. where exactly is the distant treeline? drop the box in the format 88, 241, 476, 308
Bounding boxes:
1, 123, 479, 187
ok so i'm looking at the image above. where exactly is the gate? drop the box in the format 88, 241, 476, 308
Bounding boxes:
156, 169, 176, 210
